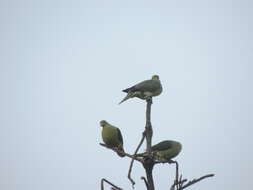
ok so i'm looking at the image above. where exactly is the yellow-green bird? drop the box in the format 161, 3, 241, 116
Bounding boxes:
100, 120, 125, 157
119, 75, 162, 104
151, 140, 182, 161
136, 140, 182, 161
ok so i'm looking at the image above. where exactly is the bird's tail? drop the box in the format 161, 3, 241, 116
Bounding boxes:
118, 93, 132, 104
122, 87, 131, 93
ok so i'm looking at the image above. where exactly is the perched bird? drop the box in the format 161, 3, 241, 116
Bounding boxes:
151, 140, 182, 161
119, 75, 162, 104
100, 120, 125, 157
136, 140, 182, 161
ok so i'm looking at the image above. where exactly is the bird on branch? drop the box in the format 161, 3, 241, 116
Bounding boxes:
136, 140, 182, 161
119, 75, 162, 104
100, 120, 125, 157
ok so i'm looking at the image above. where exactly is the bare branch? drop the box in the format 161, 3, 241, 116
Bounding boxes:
170, 178, 187, 190
127, 132, 146, 187
99, 143, 143, 162
155, 160, 213, 189
141, 176, 149, 189
178, 175, 187, 189
101, 178, 123, 190
145, 98, 153, 155
166, 160, 214, 190
143, 98, 155, 190
170, 184, 175, 190
180, 174, 215, 189
169, 161, 179, 190
175, 162, 179, 190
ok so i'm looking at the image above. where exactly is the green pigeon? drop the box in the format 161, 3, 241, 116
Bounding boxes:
151, 140, 182, 161
119, 75, 162, 104
100, 120, 125, 157
136, 140, 182, 161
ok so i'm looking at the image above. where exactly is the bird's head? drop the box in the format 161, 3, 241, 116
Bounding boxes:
152, 75, 160, 80
100, 120, 108, 127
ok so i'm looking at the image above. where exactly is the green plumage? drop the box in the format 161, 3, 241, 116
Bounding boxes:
100, 120, 125, 157
119, 75, 162, 104
136, 140, 182, 161
153, 140, 182, 161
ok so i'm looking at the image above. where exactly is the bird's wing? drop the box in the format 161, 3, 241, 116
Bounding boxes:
116, 128, 123, 144
151, 141, 172, 151
122, 79, 157, 93
134, 80, 160, 92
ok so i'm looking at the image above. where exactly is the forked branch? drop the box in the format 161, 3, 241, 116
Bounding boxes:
127, 132, 146, 187
101, 178, 123, 190
169, 160, 214, 190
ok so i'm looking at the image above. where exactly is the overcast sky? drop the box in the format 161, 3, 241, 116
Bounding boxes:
0, 0, 252, 190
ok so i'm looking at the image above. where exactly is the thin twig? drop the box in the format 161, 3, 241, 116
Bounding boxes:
141, 176, 149, 189
170, 183, 176, 190
180, 174, 214, 189
153, 160, 184, 190
99, 143, 143, 162
101, 178, 123, 190
168, 160, 214, 190
127, 132, 146, 187
170, 178, 187, 190
175, 162, 179, 190
169, 161, 179, 190
178, 175, 187, 189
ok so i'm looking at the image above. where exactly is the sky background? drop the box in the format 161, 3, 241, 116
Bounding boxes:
0, 0, 252, 189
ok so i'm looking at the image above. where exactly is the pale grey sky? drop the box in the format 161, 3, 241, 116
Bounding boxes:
0, 0, 252, 189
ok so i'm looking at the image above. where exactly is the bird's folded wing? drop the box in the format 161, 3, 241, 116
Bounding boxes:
133, 80, 160, 92
151, 141, 173, 151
